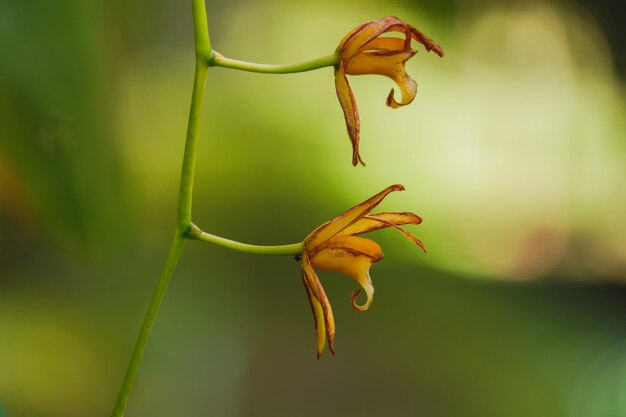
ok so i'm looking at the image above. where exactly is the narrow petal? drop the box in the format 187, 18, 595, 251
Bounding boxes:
345, 50, 417, 108
334, 66, 362, 166
301, 271, 326, 358
305, 184, 405, 250
338, 212, 422, 235
302, 253, 336, 357
311, 236, 383, 312
362, 214, 427, 252
388, 23, 445, 57
340, 17, 443, 60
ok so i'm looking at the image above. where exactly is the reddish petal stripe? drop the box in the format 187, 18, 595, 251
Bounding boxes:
364, 215, 427, 252
338, 212, 422, 236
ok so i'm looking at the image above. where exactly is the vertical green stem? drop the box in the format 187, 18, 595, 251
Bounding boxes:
109, 232, 186, 417
191, 0, 211, 58
109, 1, 212, 416
178, 0, 211, 229
177, 61, 208, 229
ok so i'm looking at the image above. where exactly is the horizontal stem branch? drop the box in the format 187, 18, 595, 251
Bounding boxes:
209, 51, 339, 74
186, 224, 303, 255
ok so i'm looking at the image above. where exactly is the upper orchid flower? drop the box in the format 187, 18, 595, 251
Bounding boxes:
299, 184, 426, 358
335, 16, 444, 166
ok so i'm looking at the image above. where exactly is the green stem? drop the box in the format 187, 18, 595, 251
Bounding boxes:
177, 62, 208, 229
186, 224, 303, 255
191, 0, 211, 57
110, 232, 186, 417
177, 0, 211, 229
210, 51, 339, 74
110, 1, 211, 416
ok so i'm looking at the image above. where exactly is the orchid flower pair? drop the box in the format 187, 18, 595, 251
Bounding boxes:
294, 17, 441, 358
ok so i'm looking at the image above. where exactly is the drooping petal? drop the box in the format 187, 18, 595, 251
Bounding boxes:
310, 236, 383, 312
302, 253, 335, 357
301, 271, 326, 358
305, 184, 405, 250
334, 66, 362, 166
345, 50, 417, 108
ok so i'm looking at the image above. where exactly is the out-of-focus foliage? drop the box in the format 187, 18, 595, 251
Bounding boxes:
1, 0, 625, 416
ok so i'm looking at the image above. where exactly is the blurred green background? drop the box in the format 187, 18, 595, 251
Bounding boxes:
1, 0, 625, 416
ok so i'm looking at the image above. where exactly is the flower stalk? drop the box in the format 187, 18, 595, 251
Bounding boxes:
209, 51, 339, 74
187, 223, 303, 256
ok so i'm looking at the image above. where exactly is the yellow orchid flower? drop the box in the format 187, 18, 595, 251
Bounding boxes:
299, 184, 426, 358
335, 16, 444, 166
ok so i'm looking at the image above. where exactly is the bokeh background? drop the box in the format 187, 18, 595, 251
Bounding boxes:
1, 0, 625, 416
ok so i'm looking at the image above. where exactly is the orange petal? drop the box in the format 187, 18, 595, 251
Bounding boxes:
334, 66, 362, 166
339, 17, 444, 60
338, 17, 406, 60
362, 214, 427, 252
305, 184, 405, 250
310, 236, 383, 312
345, 50, 417, 108
339, 212, 422, 235
301, 271, 326, 358
356, 37, 406, 54
302, 253, 335, 357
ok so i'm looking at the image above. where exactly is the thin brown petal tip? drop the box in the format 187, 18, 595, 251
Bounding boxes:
386, 89, 395, 108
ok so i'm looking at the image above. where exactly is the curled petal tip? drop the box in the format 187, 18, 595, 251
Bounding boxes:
386, 89, 397, 108
386, 88, 415, 109
351, 289, 371, 312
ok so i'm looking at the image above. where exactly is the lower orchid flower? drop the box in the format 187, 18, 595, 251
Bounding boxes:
299, 184, 426, 358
